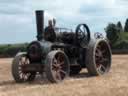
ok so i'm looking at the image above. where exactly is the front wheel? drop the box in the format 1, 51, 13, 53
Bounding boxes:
86, 39, 112, 76
12, 52, 36, 83
45, 50, 70, 83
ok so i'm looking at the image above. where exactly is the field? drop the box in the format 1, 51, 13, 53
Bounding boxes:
0, 55, 128, 96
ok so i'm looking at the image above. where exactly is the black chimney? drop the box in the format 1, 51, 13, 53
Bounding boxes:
35, 10, 44, 41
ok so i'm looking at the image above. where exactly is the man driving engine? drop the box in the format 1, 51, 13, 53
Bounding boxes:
44, 19, 56, 42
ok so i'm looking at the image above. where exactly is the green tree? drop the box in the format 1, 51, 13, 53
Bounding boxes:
105, 23, 120, 44
117, 21, 123, 32
124, 18, 128, 32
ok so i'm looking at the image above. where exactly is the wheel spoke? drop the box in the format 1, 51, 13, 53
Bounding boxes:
96, 63, 100, 67
20, 58, 23, 65
24, 74, 28, 80
19, 72, 22, 78
97, 46, 101, 51
83, 27, 86, 33
60, 70, 67, 76
19, 61, 22, 66
96, 49, 103, 57
22, 58, 26, 65
52, 63, 58, 68
97, 64, 106, 73
100, 65, 106, 72
99, 58, 109, 63
78, 30, 82, 34
25, 58, 29, 65
101, 49, 106, 54
18, 70, 22, 74
56, 71, 62, 80
95, 52, 101, 57
20, 73, 24, 79
102, 58, 109, 62
57, 57, 61, 64
18, 66, 22, 70
97, 66, 103, 73
23, 74, 27, 80
53, 58, 57, 64
60, 61, 64, 66
79, 28, 83, 33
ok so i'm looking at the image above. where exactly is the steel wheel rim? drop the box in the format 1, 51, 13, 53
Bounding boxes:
51, 52, 67, 81
95, 41, 111, 74
18, 56, 31, 81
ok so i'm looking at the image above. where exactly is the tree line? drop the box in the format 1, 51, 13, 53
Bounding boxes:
105, 18, 128, 49
0, 43, 28, 58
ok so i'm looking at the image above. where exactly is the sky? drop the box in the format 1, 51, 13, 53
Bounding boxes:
0, 0, 128, 44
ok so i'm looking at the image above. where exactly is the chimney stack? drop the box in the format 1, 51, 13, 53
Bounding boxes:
35, 10, 44, 41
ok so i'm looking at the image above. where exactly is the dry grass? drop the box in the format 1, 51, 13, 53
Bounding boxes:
0, 55, 128, 96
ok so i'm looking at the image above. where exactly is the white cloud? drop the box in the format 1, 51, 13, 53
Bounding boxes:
0, 0, 128, 44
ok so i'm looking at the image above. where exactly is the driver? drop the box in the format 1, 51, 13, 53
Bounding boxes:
44, 19, 56, 42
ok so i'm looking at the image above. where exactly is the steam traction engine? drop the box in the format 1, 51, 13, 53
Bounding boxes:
12, 10, 112, 83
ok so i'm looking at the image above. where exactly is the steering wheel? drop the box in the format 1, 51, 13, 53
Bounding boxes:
75, 24, 90, 48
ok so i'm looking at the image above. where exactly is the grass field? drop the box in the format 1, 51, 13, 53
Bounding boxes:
0, 55, 128, 96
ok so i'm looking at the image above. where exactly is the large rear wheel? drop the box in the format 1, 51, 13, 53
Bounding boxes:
86, 39, 112, 75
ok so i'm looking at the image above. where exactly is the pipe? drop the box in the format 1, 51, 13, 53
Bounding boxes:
35, 10, 44, 41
